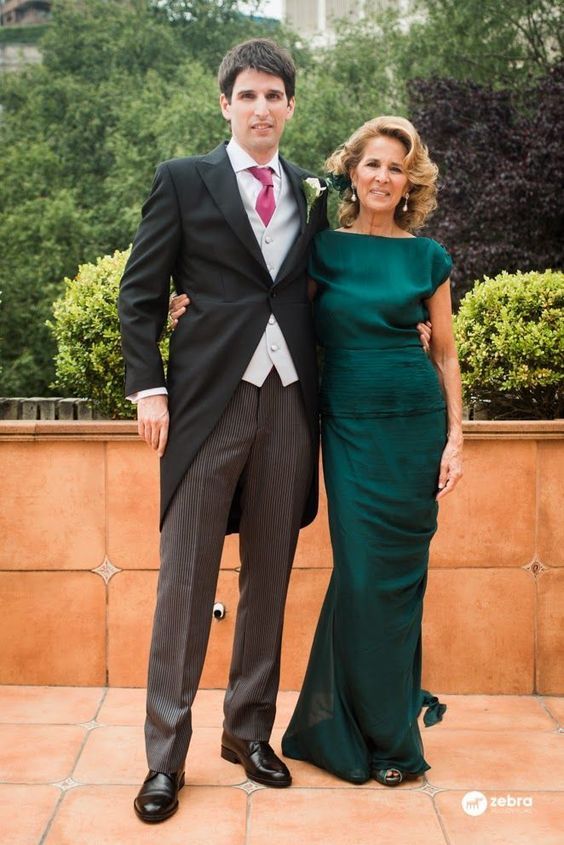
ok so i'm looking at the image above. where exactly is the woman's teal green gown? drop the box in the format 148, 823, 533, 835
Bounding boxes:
281, 231, 452, 784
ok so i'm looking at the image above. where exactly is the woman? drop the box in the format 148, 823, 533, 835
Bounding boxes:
281, 115, 463, 786
170, 115, 463, 787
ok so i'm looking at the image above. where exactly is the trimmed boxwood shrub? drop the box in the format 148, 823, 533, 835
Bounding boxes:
49, 248, 170, 419
454, 269, 564, 419
50, 257, 563, 421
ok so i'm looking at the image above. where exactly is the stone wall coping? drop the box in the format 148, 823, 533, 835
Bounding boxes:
0, 419, 563, 442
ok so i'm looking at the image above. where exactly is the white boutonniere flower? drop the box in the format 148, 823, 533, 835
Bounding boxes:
302, 177, 327, 223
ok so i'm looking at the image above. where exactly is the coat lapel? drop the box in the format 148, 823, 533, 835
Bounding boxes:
274, 156, 308, 284
280, 156, 307, 234
196, 143, 269, 276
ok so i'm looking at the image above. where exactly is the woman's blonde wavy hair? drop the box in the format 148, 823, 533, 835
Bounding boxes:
325, 116, 439, 231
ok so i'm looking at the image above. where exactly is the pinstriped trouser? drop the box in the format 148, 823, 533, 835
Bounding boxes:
144, 371, 313, 772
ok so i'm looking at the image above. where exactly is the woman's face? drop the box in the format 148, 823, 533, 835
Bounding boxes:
351, 134, 410, 216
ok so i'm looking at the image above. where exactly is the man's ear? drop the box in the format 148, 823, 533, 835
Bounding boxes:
219, 93, 231, 121
286, 96, 295, 120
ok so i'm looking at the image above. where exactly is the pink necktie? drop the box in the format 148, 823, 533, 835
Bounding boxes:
247, 166, 276, 227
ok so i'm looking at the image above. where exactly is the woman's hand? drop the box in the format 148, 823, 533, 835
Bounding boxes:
436, 436, 463, 500
168, 293, 190, 329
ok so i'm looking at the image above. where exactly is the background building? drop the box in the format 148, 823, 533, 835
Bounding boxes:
0, 1, 51, 71
284, 0, 363, 36
283, 0, 408, 38
0, 0, 51, 27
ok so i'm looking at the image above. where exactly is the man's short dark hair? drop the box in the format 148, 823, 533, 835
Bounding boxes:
218, 39, 296, 102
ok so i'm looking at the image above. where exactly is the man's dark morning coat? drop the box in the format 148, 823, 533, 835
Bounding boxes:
118, 141, 329, 531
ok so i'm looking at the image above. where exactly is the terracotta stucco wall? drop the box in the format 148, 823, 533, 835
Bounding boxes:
0, 420, 562, 693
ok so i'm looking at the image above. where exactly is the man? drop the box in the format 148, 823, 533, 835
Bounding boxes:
118, 39, 329, 823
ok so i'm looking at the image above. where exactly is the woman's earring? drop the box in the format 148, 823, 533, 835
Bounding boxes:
351, 185, 357, 202
403, 192, 409, 212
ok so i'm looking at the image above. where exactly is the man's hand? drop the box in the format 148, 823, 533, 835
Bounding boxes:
137, 395, 169, 457
416, 320, 432, 353
168, 293, 190, 329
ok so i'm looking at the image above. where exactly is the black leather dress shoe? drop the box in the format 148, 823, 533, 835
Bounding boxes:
133, 769, 185, 823
221, 730, 291, 788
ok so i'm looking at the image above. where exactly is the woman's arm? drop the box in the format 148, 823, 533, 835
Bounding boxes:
308, 277, 318, 301
425, 280, 463, 500
170, 277, 317, 319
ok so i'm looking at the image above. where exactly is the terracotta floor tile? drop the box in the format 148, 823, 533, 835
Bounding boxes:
248, 788, 446, 845
543, 697, 564, 726
0, 685, 104, 724
96, 687, 146, 726
434, 694, 555, 732
0, 724, 86, 783
74, 726, 147, 785
75, 725, 249, 787
0, 784, 60, 845
44, 785, 246, 845
436, 790, 564, 845
424, 729, 564, 790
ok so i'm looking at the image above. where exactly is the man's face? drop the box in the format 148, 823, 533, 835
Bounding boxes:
220, 69, 295, 162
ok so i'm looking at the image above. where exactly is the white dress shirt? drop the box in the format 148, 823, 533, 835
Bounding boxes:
129, 137, 300, 403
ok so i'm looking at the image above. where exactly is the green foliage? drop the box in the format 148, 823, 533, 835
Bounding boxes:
2, 0, 562, 397
454, 270, 564, 419
48, 248, 170, 419
0, 25, 48, 45
313, 0, 562, 124
408, 0, 563, 89
284, 0, 563, 198
153, 0, 298, 73
410, 66, 564, 305
0, 0, 243, 395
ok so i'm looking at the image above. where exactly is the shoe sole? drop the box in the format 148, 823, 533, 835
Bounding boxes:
220, 745, 292, 788
133, 774, 185, 823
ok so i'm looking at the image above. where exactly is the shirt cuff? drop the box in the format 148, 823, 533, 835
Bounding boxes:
127, 387, 168, 404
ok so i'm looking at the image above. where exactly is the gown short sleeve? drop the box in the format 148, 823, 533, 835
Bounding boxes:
430, 242, 453, 294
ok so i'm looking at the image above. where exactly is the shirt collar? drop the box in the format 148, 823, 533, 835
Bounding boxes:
226, 136, 281, 178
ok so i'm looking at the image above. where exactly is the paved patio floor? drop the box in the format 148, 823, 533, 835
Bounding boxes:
0, 686, 563, 844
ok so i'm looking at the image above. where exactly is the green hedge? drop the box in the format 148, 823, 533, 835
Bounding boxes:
454, 269, 564, 419
49, 248, 170, 420
0, 25, 48, 45
50, 256, 563, 421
